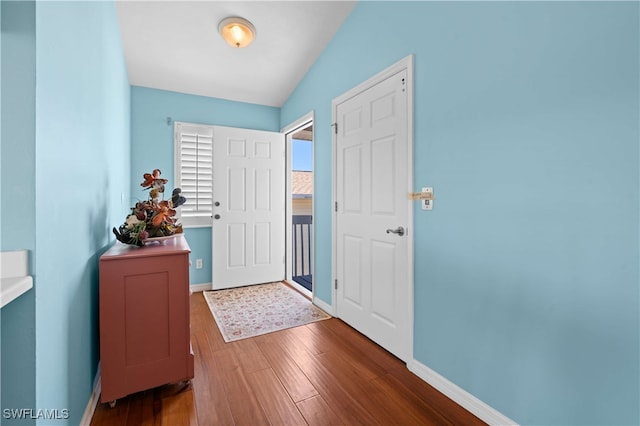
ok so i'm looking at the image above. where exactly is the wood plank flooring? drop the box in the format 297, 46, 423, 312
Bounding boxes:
91, 292, 486, 426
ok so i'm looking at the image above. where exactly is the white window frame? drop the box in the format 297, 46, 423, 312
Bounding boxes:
174, 121, 214, 228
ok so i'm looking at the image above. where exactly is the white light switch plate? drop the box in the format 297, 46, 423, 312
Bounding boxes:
422, 187, 433, 210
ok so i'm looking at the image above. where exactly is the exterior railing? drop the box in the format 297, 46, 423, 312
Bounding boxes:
292, 215, 313, 290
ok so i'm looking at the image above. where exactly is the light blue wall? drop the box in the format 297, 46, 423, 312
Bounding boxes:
130, 86, 280, 285
1, 1, 36, 250
1, 1, 37, 423
34, 2, 130, 424
1, 0, 2, 411
281, 2, 639, 425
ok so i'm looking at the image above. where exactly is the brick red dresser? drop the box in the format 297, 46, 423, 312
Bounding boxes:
99, 235, 194, 405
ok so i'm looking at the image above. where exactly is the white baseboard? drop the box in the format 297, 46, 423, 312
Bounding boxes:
80, 363, 101, 426
407, 359, 517, 426
313, 296, 335, 316
190, 282, 212, 293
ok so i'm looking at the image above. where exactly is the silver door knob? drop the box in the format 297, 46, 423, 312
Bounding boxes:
386, 226, 405, 236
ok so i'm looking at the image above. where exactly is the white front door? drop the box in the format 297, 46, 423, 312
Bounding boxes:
335, 63, 412, 361
212, 126, 285, 290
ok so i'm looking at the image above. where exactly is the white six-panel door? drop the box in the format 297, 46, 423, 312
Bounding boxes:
335, 67, 411, 361
212, 126, 285, 290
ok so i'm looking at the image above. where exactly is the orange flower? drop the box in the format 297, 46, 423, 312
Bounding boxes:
140, 169, 168, 189
151, 200, 176, 227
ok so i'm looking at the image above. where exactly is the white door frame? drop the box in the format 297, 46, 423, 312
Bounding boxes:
331, 54, 414, 359
281, 111, 315, 299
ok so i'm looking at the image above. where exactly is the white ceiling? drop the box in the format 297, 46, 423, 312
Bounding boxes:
115, 1, 357, 107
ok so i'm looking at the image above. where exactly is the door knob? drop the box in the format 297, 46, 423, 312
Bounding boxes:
214, 201, 220, 207
386, 226, 405, 236
214, 214, 221, 220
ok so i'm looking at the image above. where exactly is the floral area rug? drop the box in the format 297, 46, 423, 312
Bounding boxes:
203, 282, 330, 342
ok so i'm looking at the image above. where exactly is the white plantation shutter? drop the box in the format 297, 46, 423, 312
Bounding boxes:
174, 122, 214, 227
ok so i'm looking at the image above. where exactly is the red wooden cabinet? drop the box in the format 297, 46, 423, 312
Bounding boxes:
99, 235, 194, 404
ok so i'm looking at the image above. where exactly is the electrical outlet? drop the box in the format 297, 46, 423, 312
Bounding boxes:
422, 187, 433, 210
196, 259, 203, 269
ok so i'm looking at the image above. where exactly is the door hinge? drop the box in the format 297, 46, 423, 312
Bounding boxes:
331, 122, 338, 134
334, 279, 338, 290
335, 201, 338, 212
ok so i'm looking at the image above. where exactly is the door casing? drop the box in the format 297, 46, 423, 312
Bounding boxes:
281, 112, 315, 299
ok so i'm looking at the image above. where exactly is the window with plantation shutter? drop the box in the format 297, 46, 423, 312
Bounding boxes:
174, 122, 214, 227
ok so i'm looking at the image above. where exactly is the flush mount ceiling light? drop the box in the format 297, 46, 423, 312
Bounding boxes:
218, 16, 256, 48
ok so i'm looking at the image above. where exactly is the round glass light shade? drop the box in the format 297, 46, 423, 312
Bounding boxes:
218, 17, 256, 48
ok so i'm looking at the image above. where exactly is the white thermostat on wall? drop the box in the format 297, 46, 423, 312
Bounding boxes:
422, 187, 433, 210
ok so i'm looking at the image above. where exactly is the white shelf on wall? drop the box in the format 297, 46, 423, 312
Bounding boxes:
1, 250, 33, 308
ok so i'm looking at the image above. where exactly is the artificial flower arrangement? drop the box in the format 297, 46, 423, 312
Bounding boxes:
113, 169, 186, 247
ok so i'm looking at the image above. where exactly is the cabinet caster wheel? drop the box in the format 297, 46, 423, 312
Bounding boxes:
177, 380, 191, 392
108, 400, 116, 409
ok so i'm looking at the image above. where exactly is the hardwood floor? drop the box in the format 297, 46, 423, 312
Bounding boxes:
91, 292, 486, 426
